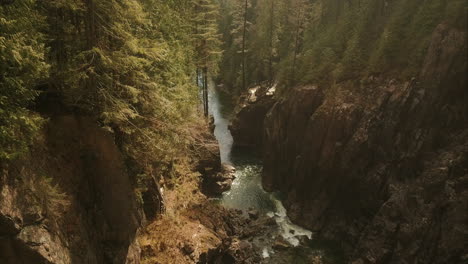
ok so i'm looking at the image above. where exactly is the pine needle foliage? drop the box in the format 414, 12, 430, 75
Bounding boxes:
1, 0, 223, 186
0, 0, 48, 160
218, 0, 467, 93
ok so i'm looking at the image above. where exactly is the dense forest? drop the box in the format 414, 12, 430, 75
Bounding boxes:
1, 0, 467, 263
0, 0, 226, 197
2, 0, 465, 163
218, 0, 466, 93
1, 1, 226, 263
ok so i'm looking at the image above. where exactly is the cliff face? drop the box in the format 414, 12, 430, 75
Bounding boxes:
0, 113, 224, 264
229, 86, 276, 150
262, 23, 467, 263
0, 115, 143, 264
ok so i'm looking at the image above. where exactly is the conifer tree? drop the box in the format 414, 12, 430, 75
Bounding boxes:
231, 0, 251, 92
0, 0, 48, 159
249, 0, 281, 83
192, 0, 222, 117
289, 0, 311, 85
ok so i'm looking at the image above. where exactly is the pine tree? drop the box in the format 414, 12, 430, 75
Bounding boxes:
192, 0, 222, 117
230, 0, 251, 92
0, 0, 48, 159
249, 0, 281, 84
289, 0, 311, 85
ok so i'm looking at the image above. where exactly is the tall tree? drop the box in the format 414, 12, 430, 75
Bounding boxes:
290, 0, 310, 85
230, 0, 251, 92
193, 0, 222, 117
0, 0, 48, 159
249, 0, 281, 84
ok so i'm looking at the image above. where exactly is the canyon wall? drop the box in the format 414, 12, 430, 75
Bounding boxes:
0, 115, 144, 264
0, 113, 222, 264
260, 23, 467, 263
229, 86, 276, 150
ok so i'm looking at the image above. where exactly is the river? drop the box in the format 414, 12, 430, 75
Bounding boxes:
207, 83, 343, 263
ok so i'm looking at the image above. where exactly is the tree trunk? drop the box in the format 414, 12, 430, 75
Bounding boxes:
85, 0, 96, 49
203, 67, 209, 117
268, 0, 275, 83
291, 12, 303, 86
241, 0, 248, 92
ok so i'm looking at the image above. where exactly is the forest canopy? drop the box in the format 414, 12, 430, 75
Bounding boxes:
0, 0, 221, 163
217, 0, 467, 94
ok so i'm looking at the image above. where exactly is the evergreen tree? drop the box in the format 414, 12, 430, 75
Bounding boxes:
0, 0, 224, 182
249, 0, 281, 83
231, 0, 251, 92
216, 0, 254, 94
218, 0, 464, 91
289, 0, 311, 85
192, 0, 222, 117
0, 0, 48, 159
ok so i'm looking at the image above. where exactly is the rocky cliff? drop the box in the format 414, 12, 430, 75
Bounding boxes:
229, 86, 276, 150
0, 115, 146, 264
258, 24, 467, 263
0, 112, 226, 264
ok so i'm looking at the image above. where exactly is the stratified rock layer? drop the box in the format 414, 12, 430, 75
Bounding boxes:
262, 23, 468, 263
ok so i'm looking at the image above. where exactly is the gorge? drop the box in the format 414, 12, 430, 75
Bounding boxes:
1, 0, 467, 263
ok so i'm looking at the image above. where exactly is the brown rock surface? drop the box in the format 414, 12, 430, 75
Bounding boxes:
0, 115, 142, 264
229, 85, 276, 150
261, 23, 468, 263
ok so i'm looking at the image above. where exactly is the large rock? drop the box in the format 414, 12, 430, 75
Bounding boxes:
203, 163, 236, 196
193, 117, 222, 174
229, 85, 276, 150
262, 23, 468, 263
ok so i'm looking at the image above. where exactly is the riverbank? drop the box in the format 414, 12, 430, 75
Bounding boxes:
138, 82, 345, 264
209, 84, 344, 263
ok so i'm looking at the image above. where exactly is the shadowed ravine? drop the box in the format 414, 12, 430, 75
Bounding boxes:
207, 82, 343, 263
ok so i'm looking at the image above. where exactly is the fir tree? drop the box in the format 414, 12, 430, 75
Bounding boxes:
0, 0, 48, 159
192, 0, 222, 117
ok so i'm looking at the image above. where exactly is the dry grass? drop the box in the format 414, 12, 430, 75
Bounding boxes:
138, 162, 222, 264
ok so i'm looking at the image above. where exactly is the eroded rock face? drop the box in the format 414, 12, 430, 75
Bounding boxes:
0, 115, 142, 264
193, 117, 226, 197
229, 85, 276, 150
262, 24, 468, 263
202, 163, 236, 196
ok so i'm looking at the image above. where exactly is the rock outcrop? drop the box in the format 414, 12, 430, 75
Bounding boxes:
261, 23, 468, 263
202, 163, 236, 196
0, 115, 144, 264
192, 116, 233, 197
194, 118, 222, 175
229, 85, 276, 150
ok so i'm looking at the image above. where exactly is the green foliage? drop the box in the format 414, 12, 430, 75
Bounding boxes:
0, 1, 48, 160
217, 0, 255, 93
1, 0, 223, 183
192, 0, 223, 74
219, 0, 466, 92
22, 174, 70, 218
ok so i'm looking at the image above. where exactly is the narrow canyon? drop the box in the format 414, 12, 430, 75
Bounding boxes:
1, 0, 466, 264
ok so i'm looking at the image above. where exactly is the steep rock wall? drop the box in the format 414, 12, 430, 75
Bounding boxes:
0, 115, 143, 264
262, 23, 468, 263
229, 86, 276, 150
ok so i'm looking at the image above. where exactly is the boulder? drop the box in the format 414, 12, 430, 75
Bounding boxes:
229, 84, 276, 151
203, 163, 237, 196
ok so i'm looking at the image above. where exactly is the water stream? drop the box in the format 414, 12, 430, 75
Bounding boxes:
207, 83, 330, 262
